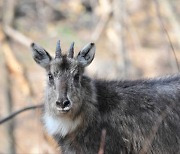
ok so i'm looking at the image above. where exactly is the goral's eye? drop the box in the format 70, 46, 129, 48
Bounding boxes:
48, 73, 54, 82
74, 74, 80, 81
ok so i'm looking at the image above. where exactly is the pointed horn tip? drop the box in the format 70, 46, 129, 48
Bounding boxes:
70, 42, 75, 48
56, 40, 61, 47
56, 40, 61, 51
31, 42, 35, 47
55, 40, 62, 58
68, 42, 75, 58
90, 42, 95, 46
69, 42, 75, 50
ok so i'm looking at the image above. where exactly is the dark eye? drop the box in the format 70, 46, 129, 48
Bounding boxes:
48, 73, 54, 82
74, 74, 80, 81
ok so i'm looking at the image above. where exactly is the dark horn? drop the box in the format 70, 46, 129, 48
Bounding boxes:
68, 42, 74, 58
55, 40, 61, 58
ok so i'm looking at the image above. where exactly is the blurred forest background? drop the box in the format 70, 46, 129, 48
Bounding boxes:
0, 0, 180, 153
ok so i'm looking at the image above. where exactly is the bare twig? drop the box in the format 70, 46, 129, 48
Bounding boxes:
91, 0, 112, 42
2, 0, 32, 48
112, 0, 130, 78
98, 129, 106, 154
139, 107, 172, 154
91, 13, 112, 42
153, 0, 180, 71
158, 0, 180, 49
139, 1, 179, 153
0, 104, 43, 125
3, 59, 16, 153
1, 39, 34, 96
3, 26, 32, 48
1, 0, 34, 97
2, 0, 16, 27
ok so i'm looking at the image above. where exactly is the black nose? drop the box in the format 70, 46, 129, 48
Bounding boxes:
63, 100, 71, 108
56, 100, 71, 108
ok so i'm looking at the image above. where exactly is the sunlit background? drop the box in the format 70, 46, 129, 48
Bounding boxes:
0, 0, 180, 153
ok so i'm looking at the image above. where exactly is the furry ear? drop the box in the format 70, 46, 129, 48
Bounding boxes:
77, 43, 95, 67
31, 43, 52, 69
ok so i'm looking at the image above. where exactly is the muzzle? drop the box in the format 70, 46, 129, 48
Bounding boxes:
56, 99, 72, 112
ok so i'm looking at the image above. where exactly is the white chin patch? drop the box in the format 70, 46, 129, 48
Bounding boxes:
43, 114, 81, 137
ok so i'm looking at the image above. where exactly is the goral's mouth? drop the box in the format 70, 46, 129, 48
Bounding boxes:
56, 105, 71, 113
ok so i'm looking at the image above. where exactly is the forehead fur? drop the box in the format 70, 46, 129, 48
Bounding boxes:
50, 55, 82, 74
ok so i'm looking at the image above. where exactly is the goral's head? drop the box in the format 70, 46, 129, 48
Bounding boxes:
31, 41, 95, 117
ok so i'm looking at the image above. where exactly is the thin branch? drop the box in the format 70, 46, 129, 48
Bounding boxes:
3, 56, 16, 153
139, 1, 179, 153
3, 26, 32, 48
139, 106, 171, 154
1, 39, 34, 96
153, 0, 180, 72
0, 104, 43, 125
91, 13, 112, 42
2, 0, 32, 48
98, 129, 106, 154
1, 0, 34, 96
91, 0, 112, 42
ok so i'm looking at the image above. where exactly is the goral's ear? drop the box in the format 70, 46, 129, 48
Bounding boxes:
77, 43, 95, 67
31, 43, 52, 69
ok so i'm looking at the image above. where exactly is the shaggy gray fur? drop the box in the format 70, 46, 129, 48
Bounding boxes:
31, 41, 180, 154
